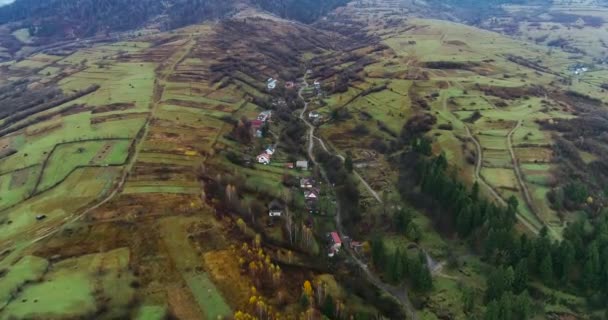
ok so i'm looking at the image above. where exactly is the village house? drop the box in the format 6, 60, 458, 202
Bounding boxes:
313, 80, 321, 89
267, 78, 277, 90
304, 188, 319, 201
300, 177, 315, 189
296, 160, 308, 170
250, 119, 264, 138
285, 81, 295, 89
257, 153, 271, 165
268, 199, 283, 217
258, 110, 272, 122
328, 231, 342, 257
265, 146, 275, 156
308, 111, 320, 119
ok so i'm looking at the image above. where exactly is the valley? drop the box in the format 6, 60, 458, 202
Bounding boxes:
0, 0, 607, 319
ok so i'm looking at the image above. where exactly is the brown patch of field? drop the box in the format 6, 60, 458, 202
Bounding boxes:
86, 193, 203, 222
203, 250, 252, 308
25, 117, 63, 137
130, 163, 197, 182
0, 136, 15, 158
91, 103, 136, 114
514, 147, 554, 163
164, 99, 216, 110
90, 112, 149, 124
9, 167, 30, 189
445, 40, 468, 46
60, 104, 93, 116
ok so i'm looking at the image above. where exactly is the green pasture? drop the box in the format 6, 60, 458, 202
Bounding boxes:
0, 255, 49, 309
0, 165, 41, 210
37, 140, 129, 192
481, 167, 518, 190
0, 167, 119, 243
184, 273, 232, 319
1, 248, 134, 320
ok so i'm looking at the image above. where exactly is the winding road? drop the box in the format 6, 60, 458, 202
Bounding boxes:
298, 79, 418, 319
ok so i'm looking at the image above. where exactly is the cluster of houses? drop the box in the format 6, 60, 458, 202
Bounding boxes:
569, 63, 589, 76
251, 110, 272, 138
267, 78, 297, 91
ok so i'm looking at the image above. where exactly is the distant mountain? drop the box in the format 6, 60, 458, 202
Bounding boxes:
0, 0, 347, 40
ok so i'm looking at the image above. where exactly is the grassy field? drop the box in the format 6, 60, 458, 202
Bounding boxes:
37, 139, 130, 191
1, 248, 135, 319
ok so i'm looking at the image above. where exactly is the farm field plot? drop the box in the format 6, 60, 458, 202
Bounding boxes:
37, 139, 130, 192
481, 167, 519, 190
60, 62, 155, 111
521, 163, 554, 186
514, 146, 553, 163
122, 180, 200, 195
0, 165, 41, 210
0, 166, 120, 245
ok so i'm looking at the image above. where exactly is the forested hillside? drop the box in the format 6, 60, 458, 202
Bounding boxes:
0, 0, 348, 40
252, 0, 348, 23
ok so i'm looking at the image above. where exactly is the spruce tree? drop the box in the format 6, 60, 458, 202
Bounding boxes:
539, 253, 554, 285
322, 295, 335, 319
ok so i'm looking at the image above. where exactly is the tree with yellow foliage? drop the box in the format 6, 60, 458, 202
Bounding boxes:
303, 280, 313, 298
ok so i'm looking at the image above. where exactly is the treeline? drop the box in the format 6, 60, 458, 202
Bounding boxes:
252, 0, 348, 23
0, 0, 233, 39
399, 146, 608, 317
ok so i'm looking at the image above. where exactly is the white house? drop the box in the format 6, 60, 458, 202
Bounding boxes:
257, 153, 271, 165
267, 78, 277, 90
258, 110, 272, 122
313, 80, 321, 89
265, 146, 275, 155
296, 160, 309, 170
308, 111, 320, 119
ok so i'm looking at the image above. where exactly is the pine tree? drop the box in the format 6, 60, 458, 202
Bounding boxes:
344, 155, 353, 173
513, 259, 528, 293
456, 206, 472, 237
371, 237, 386, 269
484, 300, 500, 320
471, 181, 480, 201
539, 253, 554, 285
322, 294, 335, 319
